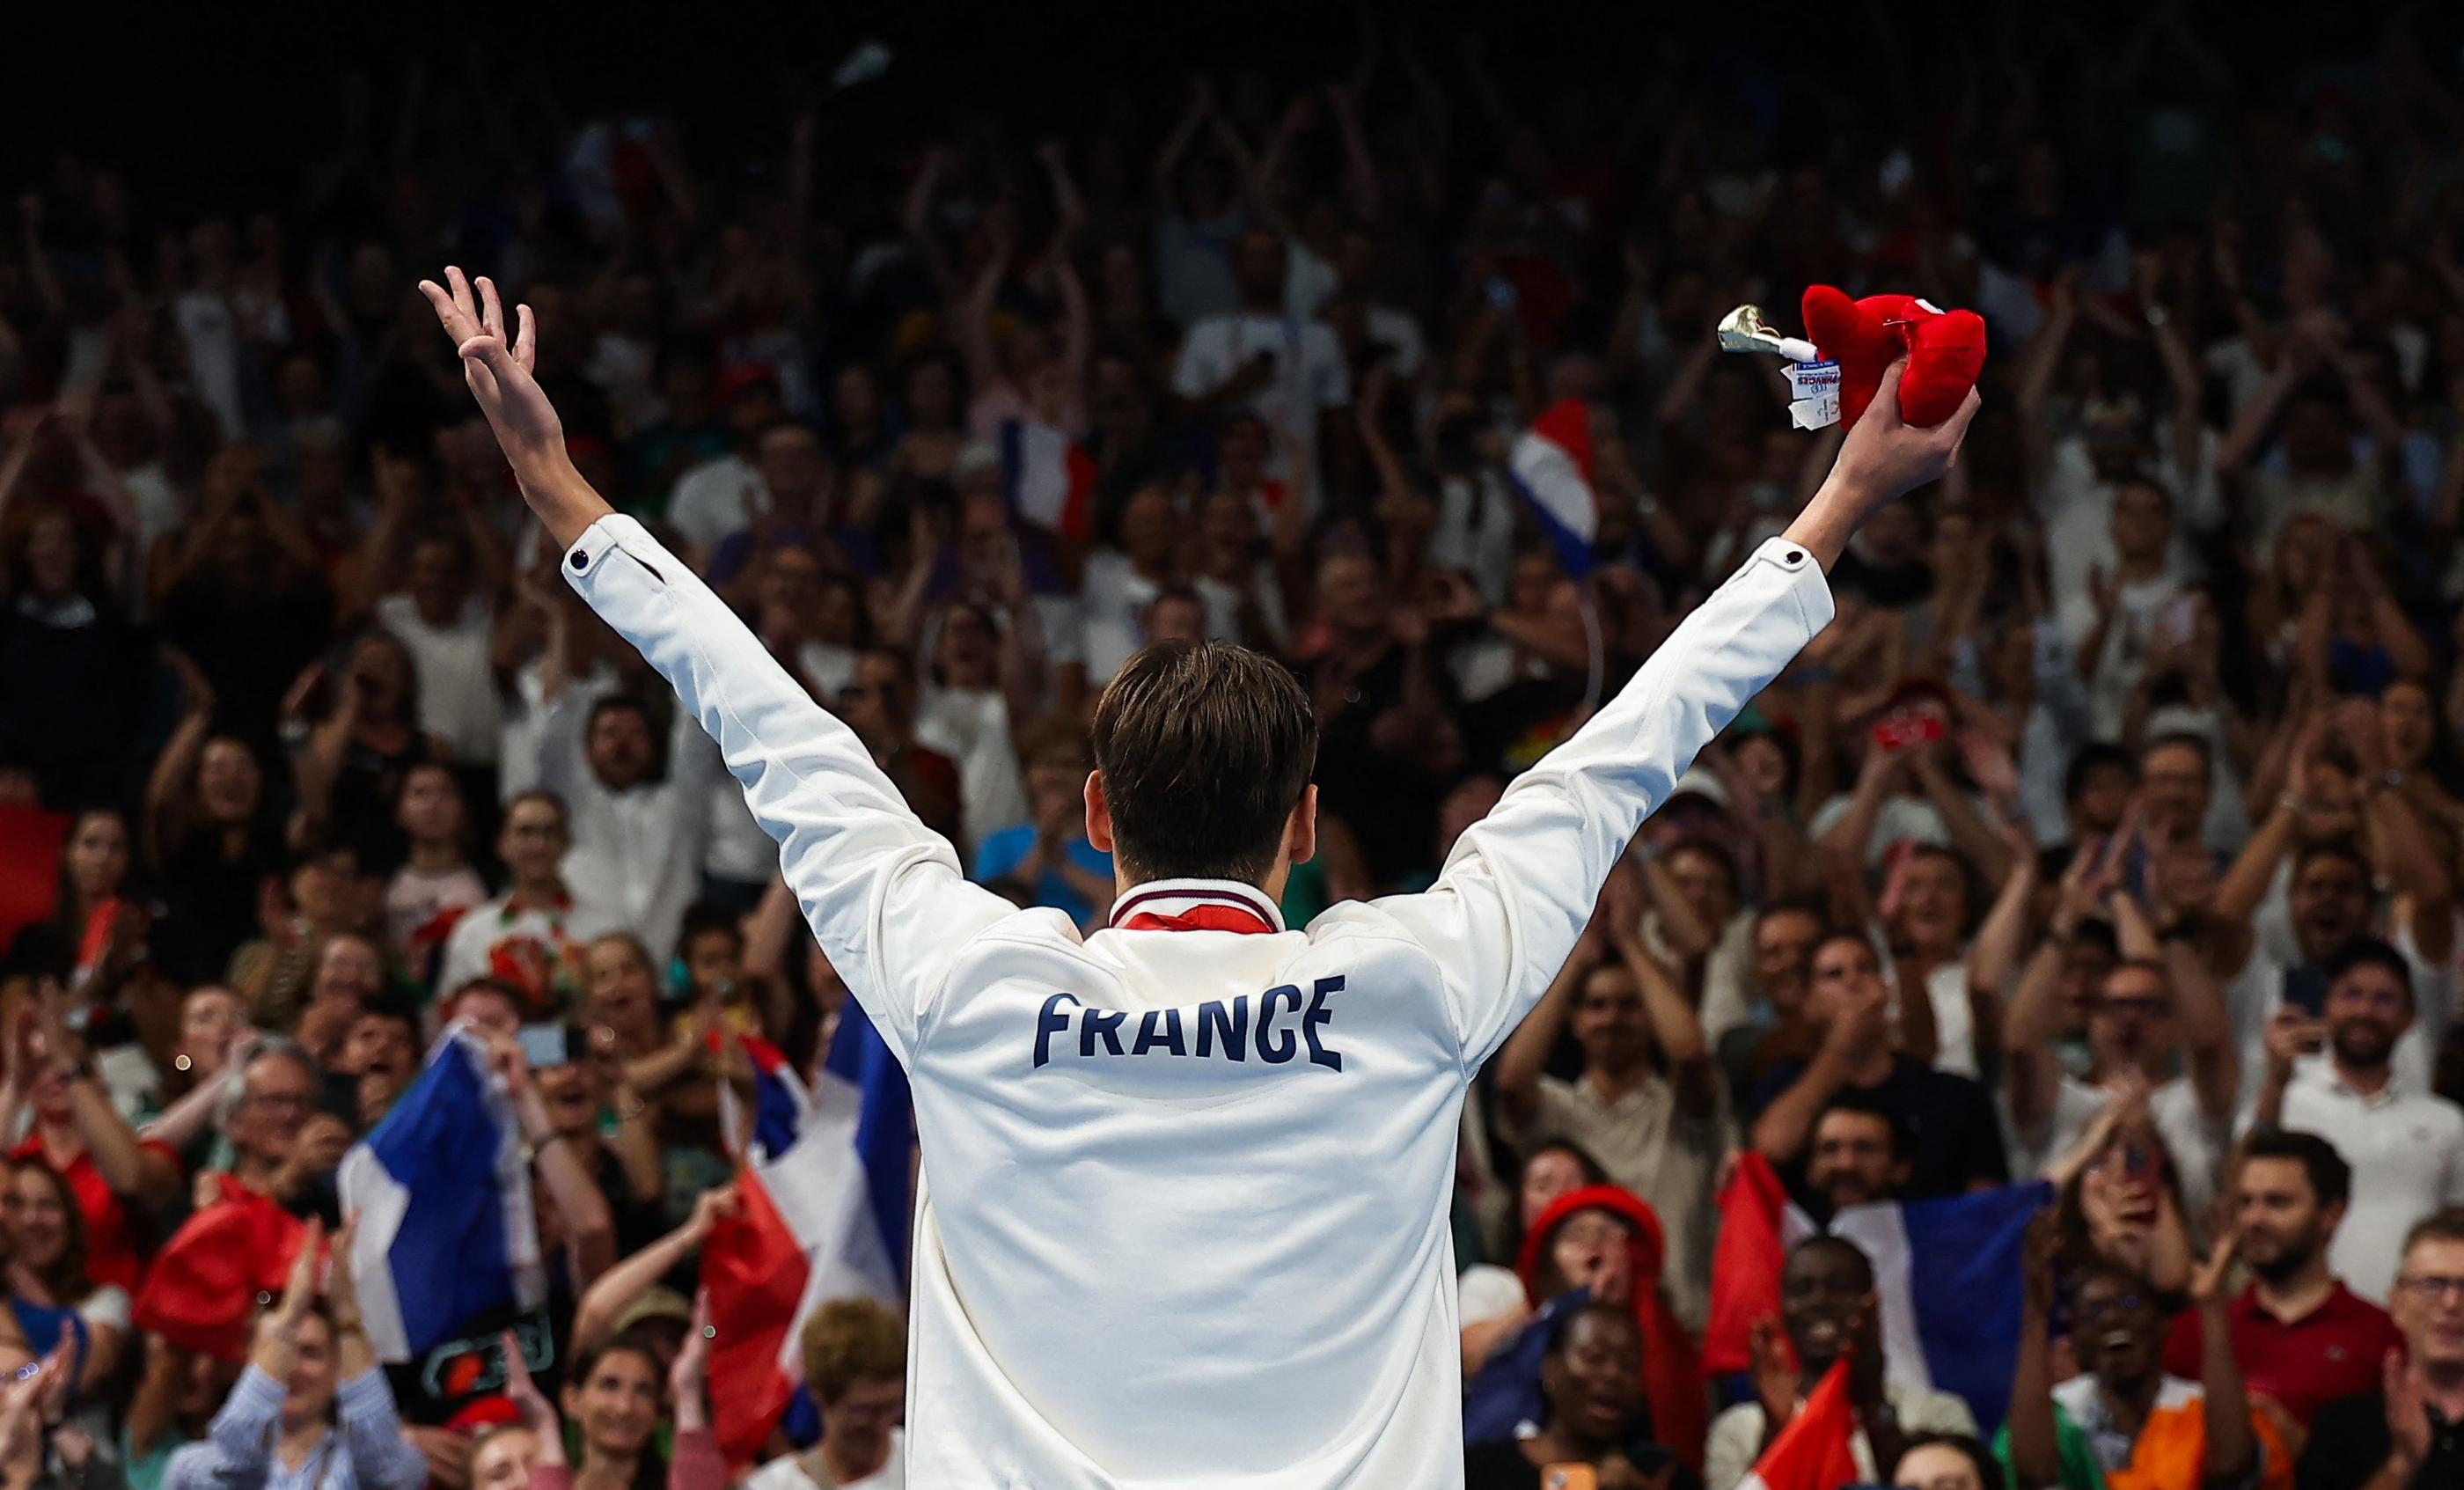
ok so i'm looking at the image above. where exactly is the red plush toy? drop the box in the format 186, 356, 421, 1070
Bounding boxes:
1799, 286, 1987, 429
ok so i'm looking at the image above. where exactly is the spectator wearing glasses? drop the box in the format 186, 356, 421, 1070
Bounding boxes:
2298, 1207, 2464, 1490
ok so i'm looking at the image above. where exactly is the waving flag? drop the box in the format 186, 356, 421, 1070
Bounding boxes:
1705, 1151, 1795, 1376
1001, 418, 1095, 539
134, 1175, 315, 1361
1507, 398, 1599, 578
338, 1027, 548, 1363
702, 1002, 913, 1464
1706, 1166, 2051, 1433
710, 1029, 810, 1163
1740, 1358, 1859, 1490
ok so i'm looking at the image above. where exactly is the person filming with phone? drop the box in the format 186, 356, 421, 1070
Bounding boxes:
2250, 940, 2464, 1303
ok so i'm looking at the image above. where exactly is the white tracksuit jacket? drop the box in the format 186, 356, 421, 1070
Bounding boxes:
562, 515, 1833, 1488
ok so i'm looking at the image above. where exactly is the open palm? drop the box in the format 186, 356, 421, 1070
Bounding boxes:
415, 267, 563, 477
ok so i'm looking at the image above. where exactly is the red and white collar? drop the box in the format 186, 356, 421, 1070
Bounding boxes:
1109, 880, 1287, 935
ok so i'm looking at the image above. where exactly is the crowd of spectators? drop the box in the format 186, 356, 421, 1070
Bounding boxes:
5, 7, 2464, 1489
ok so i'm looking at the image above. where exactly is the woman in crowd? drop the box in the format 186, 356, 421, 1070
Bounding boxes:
502, 1295, 722, 1490
1466, 1184, 1706, 1472
142, 657, 282, 990
286, 628, 436, 873
1458, 1139, 1608, 1375
5, 1158, 126, 1391
382, 761, 488, 994
7, 811, 134, 973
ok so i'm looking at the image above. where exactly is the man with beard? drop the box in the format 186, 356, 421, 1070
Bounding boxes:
1803, 1093, 1911, 1221
2211, 749, 2454, 1096
1749, 934, 2008, 1203
2160, 1131, 2400, 1428
2256, 939, 2464, 1302
1495, 876, 1719, 1328
1703, 1236, 1977, 1490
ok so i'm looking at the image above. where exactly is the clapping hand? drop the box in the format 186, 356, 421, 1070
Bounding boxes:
499, 1329, 565, 1465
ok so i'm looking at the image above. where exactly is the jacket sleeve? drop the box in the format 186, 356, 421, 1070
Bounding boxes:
333, 1369, 429, 1490
165, 1363, 282, 1490
1368, 538, 1834, 1068
562, 517, 1013, 1061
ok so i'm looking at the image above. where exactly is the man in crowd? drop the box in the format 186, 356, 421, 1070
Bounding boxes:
1749, 932, 2009, 1203
2162, 1130, 2401, 1429
1494, 867, 1720, 1325
539, 692, 719, 966
1802, 1092, 1912, 1220
437, 791, 619, 1009
1704, 1235, 1979, 1490
2298, 1207, 2464, 1489
2256, 939, 2464, 1302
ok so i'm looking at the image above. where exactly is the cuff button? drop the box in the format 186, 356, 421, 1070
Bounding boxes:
1786, 549, 1803, 565
569, 549, 590, 571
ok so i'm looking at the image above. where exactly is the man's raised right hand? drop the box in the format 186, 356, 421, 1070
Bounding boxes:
417, 267, 609, 547
1785, 359, 1981, 570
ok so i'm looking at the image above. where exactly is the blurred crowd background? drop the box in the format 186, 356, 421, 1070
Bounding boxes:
4, 4, 2464, 1488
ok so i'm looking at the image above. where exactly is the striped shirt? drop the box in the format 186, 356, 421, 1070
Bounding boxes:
163, 1367, 427, 1490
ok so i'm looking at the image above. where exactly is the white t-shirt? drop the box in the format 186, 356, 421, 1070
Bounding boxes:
539, 693, 722, 965
1920, 959, 1981, 1081
2267, 1063, 2464, 1302
1170, 313, 1351, 499
2056, 570, 2189, 741
915, 686, 1029, 861
667, 453, 771, 554
1078, 551, 1164, 685
385, 863, 490, 976
745, 1433, 905, 1490
1456, 1264, 1524, 1327
561, 513, 1831, 1487
2035, 429, 2216, 616
436, 891, 622, 1004
2035, 1072, 2228, 1215
375, 594, 503, 766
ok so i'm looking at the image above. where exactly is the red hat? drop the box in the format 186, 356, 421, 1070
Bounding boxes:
444, 1396, 521, 1435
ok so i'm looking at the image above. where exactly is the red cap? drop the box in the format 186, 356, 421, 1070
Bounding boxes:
444, 1396, 521, 1434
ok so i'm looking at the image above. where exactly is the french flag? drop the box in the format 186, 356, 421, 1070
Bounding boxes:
702, 1003, 913, 1464
1739, 1358, 1859, 1490
1705, 1155, 2049, 1432
1001, 418, 1094, 540
710, 1030, 810, 1163
1507, 398, 1599, 578
338, 1027, 548, 1363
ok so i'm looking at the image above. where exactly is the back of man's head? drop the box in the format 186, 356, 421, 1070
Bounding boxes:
1092, 641, 1316, 884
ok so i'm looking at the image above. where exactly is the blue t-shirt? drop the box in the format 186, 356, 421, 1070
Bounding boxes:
971, 825, 1113, 926
10, 1295, 87, 1378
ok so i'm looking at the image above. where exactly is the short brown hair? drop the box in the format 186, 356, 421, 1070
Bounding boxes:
1090, 641, 1316, 882
801, 1298, 906, 1404
2401, 1206, 2464, 1265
